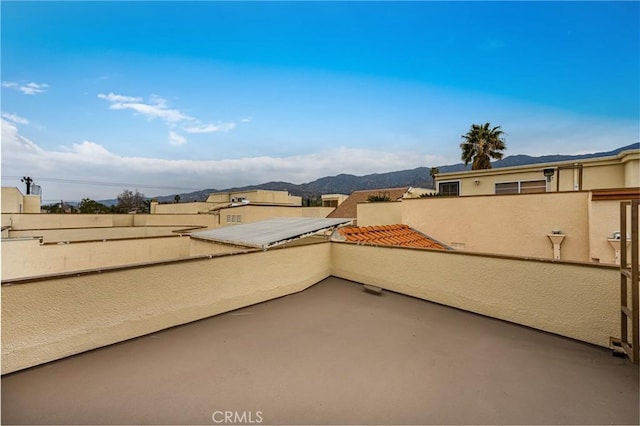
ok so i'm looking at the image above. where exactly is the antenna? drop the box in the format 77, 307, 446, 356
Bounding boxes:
21, 176, 33, 194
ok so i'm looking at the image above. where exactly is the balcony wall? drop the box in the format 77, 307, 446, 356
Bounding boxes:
2, 240, 624, 375
401, 192, 590, 261
331, 242, 619, 348
1, 242, 332, 374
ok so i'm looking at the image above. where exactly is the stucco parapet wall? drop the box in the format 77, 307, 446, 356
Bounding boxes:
1, 240, 331, 286
332, 239, 618, 270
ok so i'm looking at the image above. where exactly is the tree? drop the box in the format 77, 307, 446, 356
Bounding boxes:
78, 198, 110, 214
429, 167, 440, 189
114, 189, 146, 213
367, 194, 391, 202
174, 194, 181, 203
460, 123, 506, 170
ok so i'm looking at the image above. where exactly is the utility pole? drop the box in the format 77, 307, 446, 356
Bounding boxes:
21, 176, 33, 195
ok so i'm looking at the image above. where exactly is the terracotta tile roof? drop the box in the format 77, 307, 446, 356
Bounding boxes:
335, 224, 449, 250
326, 187, 409, 220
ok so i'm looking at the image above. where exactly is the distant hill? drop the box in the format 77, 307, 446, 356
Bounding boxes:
104, 143, 639, 204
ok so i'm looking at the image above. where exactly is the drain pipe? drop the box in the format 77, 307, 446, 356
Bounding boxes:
547, 231, 566, 260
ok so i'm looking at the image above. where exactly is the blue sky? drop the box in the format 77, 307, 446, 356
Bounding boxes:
2, 1, 638, 202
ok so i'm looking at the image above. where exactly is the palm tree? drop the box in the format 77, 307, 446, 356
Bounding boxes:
460, 123, 506, 170
429, 167, 440, 189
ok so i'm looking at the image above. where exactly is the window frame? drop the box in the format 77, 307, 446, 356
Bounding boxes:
494, 179, 547, 195
438, 180, 461, 197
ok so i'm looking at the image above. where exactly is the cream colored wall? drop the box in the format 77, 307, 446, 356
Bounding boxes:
245, 189, 301, 205
23, 195, 41, 213
1, 187, 23, 213
206, 190, 301, 206
133, 213, 217, 229
623, 156, 639, 187
401, 192, 590, 261
218, 205, 332, 225
153, 202, 212, 214
357, 201, 403, 226
301, 207, 335, 217
4, 213, 217, 231
582, 163, 625, 190
331, 243, 618, 348
5, 213, 125, 230
1, 243, 332, 374
188, 238, 251, 257
8, 226, 189, 243
588, 199, 638, 265
1, 236, 191, 280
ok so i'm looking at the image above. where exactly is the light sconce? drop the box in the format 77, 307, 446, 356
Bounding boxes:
474, 179, 480, 186
543, 168, 555, 182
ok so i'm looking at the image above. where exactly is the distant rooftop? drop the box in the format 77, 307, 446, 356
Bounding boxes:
334, 224, 450, 250
327, 187, 409, 220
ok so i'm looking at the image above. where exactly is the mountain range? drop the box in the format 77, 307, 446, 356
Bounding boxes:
103, 143, 639, 205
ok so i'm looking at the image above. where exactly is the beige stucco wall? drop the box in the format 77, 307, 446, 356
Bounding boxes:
357, 201, 403, 226
331, 243, 619, 348
23, 195, 41, 213
188, 238, 251, 257
581, 163, 625, 190
4, 213, 129, 230
301, 206, 335, 217
588, 199, 638, 265
2, 187, 24, 213
623, 155, 640, 187
402, 192, 590, 261
4, 213, 219, 230
206, 189, 301, 206
8, 226, 190, 243
1, 243, 332, 374
133, 213, 217, 229
1, 236, 192, 280
218, 205, 332, 225
153, 202, 213, 214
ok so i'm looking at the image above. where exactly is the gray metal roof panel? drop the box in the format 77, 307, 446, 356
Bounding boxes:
190, 217, 352, 249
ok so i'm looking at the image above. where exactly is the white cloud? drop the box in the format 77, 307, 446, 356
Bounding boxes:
2, 81, 48, 95
97, 93, 142, 103
1, 112, 29, 125
182, 122, 236, 133
169, 131, 187, 145
99, 93, 191, 123
97, 92, 244, 142
240, 117, 252, 123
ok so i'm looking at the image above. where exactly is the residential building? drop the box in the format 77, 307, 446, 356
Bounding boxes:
434, 146, 639, 197
321, 193, 348, 208
1, 187, 41, 214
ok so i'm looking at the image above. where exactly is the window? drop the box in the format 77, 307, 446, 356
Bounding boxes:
438, 181, 460, 196
226, 214, 241, 223
495, 180, 546, 195
323, 200, 338, 208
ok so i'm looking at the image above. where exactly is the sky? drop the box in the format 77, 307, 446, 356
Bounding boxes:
1, 1, 638, 202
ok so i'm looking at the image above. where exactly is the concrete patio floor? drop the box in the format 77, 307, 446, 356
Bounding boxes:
2, 277, 638, 425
